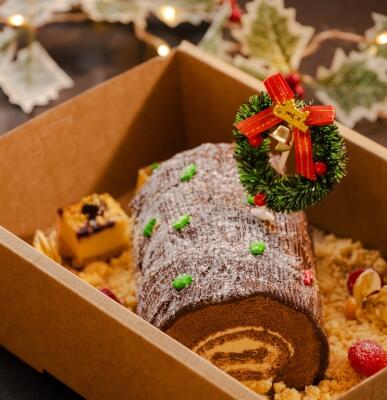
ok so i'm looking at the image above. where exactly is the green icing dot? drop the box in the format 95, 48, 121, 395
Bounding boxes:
180, 164, 197, 182
172, 274, 193, 290
143, 218, 157, 237
172, 214, 191, 231
150, 162, 160, 172
247, 195, 255, 205
250, 241, 266, 256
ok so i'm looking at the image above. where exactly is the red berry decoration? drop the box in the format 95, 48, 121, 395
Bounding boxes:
347, 268, 366, 294
348, 340, 387, 377
229, 8, 241, 22
100, 288, 122, 304
303, 270, 314, 286
285, 72, 301, 87
254, 193, 266, 206
284, 73, 304, 98
229, 1, 242, 23
314, 161, 328, 176
248, 134, 263, 148
294, 84, 304, 98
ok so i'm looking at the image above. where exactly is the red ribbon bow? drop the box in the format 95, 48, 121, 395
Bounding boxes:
235, 73, 335, 180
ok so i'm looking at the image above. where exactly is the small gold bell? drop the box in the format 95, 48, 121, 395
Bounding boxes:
269, 125, 291, 152
275, 142, 292, 152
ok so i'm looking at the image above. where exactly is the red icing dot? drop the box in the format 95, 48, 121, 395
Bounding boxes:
254, 193, 266, 207
303, 270, 314, 286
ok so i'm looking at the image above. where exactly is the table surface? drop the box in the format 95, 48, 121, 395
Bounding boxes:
1, 1, 386, 399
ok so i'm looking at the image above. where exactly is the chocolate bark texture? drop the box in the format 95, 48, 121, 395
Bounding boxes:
131, 143, 328, 389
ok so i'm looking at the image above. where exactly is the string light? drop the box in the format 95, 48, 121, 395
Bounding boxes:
376, 31, 387, 45
159, 5, 176, 24
157, 43, 170, 57
7, 14, 25, 27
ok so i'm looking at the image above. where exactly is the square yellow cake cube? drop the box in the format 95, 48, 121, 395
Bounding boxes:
58, 193, 130, 267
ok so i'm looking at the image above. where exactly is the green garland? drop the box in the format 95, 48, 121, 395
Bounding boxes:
233, 93, 347, 213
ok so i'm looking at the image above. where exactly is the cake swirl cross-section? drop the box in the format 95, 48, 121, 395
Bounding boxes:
131, 143, 328, 389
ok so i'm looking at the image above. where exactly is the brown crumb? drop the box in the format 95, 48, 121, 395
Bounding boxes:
243, 379, 273, 395
274, 388, 302, 400
273, 381, 287, 394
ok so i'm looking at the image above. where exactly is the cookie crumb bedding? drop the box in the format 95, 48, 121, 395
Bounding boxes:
33, 229, 137, 312
245, 232, 387, 399
33, 227, 387, 399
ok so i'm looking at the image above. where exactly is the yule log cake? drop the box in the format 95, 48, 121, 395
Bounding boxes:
131, 143, 328, 389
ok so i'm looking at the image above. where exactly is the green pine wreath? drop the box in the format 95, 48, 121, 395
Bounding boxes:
233, 93, 347, 213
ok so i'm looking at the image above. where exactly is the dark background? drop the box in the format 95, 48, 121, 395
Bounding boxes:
1, 1, 386, 399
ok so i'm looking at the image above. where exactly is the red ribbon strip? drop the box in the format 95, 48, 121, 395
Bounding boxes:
235, 73, 335, 180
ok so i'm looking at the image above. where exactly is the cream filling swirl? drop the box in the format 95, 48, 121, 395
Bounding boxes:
192, 326, 295, 380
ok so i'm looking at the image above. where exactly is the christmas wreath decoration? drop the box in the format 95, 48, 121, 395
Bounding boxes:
233, 73, 347, 213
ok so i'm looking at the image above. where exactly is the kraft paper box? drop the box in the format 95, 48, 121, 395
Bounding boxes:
0, 42, 386, 400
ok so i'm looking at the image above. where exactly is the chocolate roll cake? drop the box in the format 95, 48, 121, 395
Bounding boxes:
131, 143, 328, 389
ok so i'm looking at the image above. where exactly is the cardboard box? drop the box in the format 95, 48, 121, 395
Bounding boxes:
0, 42, 386, 400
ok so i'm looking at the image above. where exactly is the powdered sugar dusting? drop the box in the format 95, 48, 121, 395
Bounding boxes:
131, 143, 322, 330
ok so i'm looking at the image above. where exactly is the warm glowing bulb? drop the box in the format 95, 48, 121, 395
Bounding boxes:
160, 5, 176, 23
157, 44, 170, 57
7, 14, 25, 27
376, 32, 387, 45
